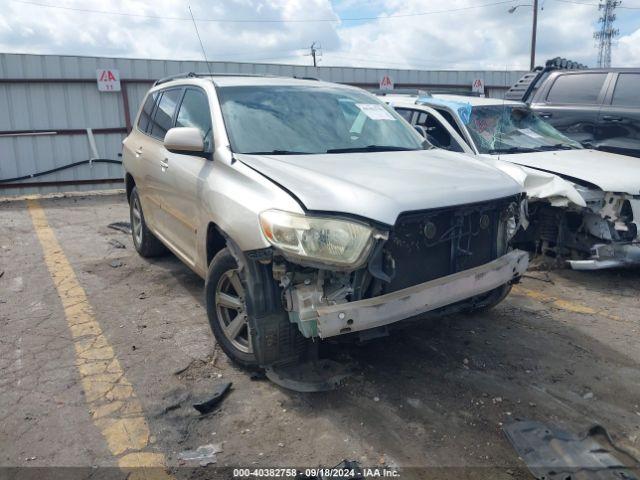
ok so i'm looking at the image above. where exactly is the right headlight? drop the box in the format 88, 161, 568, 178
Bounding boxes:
259, 209, 378, 268
502, 201, 522, 241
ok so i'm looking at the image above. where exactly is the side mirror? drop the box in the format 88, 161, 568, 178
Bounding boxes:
414, 125, 428, 138
164, 127, 206, 156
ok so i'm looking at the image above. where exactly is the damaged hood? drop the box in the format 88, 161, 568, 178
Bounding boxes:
482, 158, 587, 208
491, 149, 640, 195
236, 150, 522, 225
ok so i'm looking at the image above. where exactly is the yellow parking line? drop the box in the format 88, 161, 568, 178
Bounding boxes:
27, 199, 171, 478
512, 285, 621, 321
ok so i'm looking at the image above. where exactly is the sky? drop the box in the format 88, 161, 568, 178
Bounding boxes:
0, 0, 639, 70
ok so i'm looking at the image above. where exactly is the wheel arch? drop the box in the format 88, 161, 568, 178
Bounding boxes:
206, 222, 228, 267
125, 173, 136, 203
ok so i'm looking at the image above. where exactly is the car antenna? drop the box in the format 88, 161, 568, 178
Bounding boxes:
188, 4, 214, 77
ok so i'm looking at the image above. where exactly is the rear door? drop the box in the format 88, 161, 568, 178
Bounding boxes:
530, 72, 609, 146
596, 72, 640, 158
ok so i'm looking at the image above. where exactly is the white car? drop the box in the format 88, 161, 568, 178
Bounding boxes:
384, 93, 640, 270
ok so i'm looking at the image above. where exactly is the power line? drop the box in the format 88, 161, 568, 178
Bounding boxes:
554, 0, 640, 8
11, 0, 523, 23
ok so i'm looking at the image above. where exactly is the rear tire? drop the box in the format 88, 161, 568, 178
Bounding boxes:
129, 186, 168, 258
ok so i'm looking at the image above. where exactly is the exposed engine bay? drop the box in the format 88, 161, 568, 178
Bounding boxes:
513, 186, 640, 270
268, 195, 524, 339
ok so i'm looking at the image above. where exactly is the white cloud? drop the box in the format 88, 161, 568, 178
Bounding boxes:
0, 0, 638, 68
617, 28, 640, 66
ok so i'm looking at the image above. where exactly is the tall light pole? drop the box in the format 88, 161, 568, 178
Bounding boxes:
509, 0, 539, 71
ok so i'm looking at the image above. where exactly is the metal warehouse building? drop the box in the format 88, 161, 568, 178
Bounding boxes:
0, 53, 527, 196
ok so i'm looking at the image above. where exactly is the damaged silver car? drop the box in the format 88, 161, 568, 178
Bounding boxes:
385, 94, 640, 270
122, 74, 528, 369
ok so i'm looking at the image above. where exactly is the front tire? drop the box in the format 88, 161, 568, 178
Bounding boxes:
129, 186, 168, 258
205, 247, 308, 369
205, 248, 257, 368
469, 283, 512, 313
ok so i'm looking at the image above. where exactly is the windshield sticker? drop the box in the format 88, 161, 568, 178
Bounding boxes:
518, 128, 544, 139
356, 104, 396, 121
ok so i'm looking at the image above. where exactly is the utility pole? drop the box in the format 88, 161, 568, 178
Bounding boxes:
310, 42, 318, 67
508, 2, 539, 70
530, 0, 538, 71
594, 0, 621, 68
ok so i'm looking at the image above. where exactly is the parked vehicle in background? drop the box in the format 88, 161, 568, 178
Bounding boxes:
506, 59, 640, 158
384, 93, 640, 270
122, 73, 528, 373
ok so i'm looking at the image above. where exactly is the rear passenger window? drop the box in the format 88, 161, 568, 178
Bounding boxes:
546, 73, 607, 104
612, 73, 640, 107
150, 89, 182, 140
176, 89, 213, 153
138, 92, 158, 133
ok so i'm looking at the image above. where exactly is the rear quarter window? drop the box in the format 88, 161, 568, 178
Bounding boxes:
137, 92, 158, 133
546, 73, 607, 104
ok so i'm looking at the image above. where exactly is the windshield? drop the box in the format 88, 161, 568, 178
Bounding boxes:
217, 85, 425, 154
465, 105, 582, 154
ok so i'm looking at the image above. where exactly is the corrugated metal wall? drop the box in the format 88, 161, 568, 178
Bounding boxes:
0, 53, 527, 196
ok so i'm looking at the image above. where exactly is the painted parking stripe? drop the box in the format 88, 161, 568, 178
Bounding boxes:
27, 199, 171, 478
512, 285, 621, 321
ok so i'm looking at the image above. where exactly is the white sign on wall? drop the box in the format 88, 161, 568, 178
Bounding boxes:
472, 78, 485, 95
96, 69, 121, 92
379, 75, 394, 91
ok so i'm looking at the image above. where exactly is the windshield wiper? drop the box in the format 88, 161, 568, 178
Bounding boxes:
242, 150, 313, 155
486, 146, 540, 154
325, 145, 419, 153
534, 143, 577, 151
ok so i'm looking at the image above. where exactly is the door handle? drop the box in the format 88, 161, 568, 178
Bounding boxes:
602, 115, 623, 122
160, 158, 169, 169
539, 112, 552, 119
134, 147, 143, 157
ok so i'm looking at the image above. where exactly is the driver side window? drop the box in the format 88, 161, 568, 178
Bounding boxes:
415, 112, 463, 153
176, 88, 214, 153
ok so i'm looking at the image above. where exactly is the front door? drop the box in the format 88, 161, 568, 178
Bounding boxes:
596, 72, 640, 158
162, 87, 215, 265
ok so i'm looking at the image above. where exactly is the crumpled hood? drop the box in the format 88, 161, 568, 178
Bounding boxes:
496, 149, 640, 195
482, 158, 587, 208
236, 149, 522, 226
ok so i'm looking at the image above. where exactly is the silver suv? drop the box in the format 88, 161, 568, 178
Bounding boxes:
122, 73, 529, 370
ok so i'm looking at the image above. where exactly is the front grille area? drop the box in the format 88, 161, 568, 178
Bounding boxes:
382, 196, 518, 293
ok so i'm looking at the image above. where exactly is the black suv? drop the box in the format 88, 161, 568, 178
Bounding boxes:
506, 65, 640, 158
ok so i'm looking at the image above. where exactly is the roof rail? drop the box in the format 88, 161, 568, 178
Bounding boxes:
153, 72, 323, 86
373, 88, 482, 97
153, 71, 284, 86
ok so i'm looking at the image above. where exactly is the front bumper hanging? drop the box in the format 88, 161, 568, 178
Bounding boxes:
316, 249, 529, 338
567, 242, 640, 270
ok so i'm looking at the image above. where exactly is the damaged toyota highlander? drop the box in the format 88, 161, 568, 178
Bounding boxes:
122, 74, 528, 370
